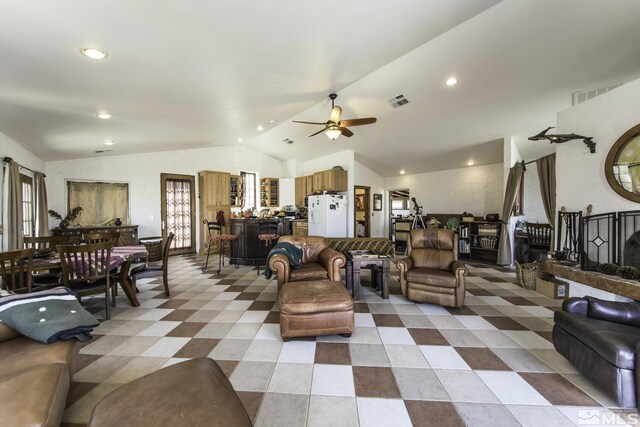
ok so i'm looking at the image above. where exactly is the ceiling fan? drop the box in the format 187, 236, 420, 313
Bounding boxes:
293, 93, 377, 140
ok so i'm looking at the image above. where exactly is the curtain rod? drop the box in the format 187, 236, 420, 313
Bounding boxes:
521, 152, 554, 169
2, 156, 46, 177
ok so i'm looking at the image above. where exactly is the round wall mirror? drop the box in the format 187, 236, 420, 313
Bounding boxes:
605, 123, 640, 202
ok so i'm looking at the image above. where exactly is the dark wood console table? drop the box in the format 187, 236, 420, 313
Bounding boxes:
52, 225, 139, 246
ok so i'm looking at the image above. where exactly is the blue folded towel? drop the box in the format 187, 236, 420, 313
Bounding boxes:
264, 242, 303, 280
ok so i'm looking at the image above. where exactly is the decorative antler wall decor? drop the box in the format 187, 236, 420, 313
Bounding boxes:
528, 127, 596, 153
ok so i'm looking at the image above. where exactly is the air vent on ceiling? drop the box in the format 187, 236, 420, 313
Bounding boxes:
94, 149, 112, 154
388, 94, 410, 108
282, 138, 294, 145
572, 82, 623, 106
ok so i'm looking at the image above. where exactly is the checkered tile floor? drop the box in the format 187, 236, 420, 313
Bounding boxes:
62, 255, 639, 427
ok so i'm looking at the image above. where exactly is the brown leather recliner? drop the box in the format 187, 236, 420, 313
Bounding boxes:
397, 228, 468, 308
268, 236, 346, 292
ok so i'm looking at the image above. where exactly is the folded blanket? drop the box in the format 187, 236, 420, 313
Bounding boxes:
264, 242, 303, 280
0, 286, 99, 343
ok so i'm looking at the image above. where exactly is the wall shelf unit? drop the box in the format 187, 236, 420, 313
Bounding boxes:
459, 221, 501, 263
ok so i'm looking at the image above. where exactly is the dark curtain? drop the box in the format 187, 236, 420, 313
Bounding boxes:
5, 160, 23, 249
34, 172, 49, 236
536, 153, 556, 226
497, 162, 524, 265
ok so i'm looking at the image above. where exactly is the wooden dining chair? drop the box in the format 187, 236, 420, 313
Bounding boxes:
23, 235, 69, 255
130, 233, 175, 297
202, 220, 237, 274
256, 220, 279, 275
57, 241, 116, 319
0, 248, 35, 293
83, 231, 120, 246
525, 222, 552, 262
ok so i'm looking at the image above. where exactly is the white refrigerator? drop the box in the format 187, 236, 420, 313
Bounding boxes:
308, 194, 348, 237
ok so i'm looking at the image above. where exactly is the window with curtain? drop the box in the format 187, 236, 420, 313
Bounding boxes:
21, 174, 34, 237
513, 174, 525, 216
241, 172, 257, 210
67, 181, 129, 226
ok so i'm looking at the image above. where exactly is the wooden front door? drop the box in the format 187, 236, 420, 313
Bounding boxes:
161, 173, 196, 255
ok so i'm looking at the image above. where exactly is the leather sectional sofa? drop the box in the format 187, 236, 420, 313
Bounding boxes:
0, 324, 78, 426
553, 296, 640, 408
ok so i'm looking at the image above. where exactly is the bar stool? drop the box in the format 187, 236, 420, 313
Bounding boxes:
256, 220, 279, 275
202, 220, 237, 274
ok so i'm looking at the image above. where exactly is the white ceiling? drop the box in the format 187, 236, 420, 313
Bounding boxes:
1, 0, 640, 177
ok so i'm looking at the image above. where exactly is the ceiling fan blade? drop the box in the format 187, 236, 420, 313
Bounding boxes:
308, 127, 329, 137
339, 127, 353, 137
293, 120, 327, 125
339, 117, 377, 127
329, 106, 342, 123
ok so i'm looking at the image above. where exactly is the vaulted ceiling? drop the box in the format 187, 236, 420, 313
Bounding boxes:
1, 0, 640, 176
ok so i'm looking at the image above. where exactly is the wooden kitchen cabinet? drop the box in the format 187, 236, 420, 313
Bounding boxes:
313, 169, 348, 192
292, 221, 308, 237
295, 176, 307, 208
260, 178, 279, 207
198, 170, 231, 255
305, 175, 314, 194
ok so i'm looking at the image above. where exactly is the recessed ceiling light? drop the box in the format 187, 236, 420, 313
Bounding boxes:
96, 112, 112, 119
81, 48, 108, 60
400, 170, 405, 175
104, 140, 115, 146
269, 120, 276, 124
445, 77, 458, 86
237, 138, 243, 143
467, 160, 475, 166
257, 125, 264, 131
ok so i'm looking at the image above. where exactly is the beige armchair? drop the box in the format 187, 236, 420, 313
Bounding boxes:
397, 228, 468, 308
268, 236, 346, 292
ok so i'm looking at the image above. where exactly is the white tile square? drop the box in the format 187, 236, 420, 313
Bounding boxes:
225, 300, 253, 311
254, 324, 282, 341
136, 321, 182, 337
503, 331, 554, 349
377, 327, 416, 345
215, 292, 240, 300
237, 310, 269, 323
311, 364, 355, 397
384, 344, 430, 368
139, 337, 190, 357
417, 303, 451, 315
242, 340, 283, 362
476, 371, 550, 405
455, 315, 498, 330
355, 313, 376, 327
419, 346, 470, 370
268, 362, 313, 394
356, 397, 412, 427
519, 305, 555, 318
134, 308, 174, 321
278, 341, 317, 364
225, 323, 261, 339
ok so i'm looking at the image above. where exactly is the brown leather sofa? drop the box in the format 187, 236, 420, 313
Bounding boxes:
397, 228, 468, 308
0, 324, 78, 427
554, 296, 640, 408
268, 236, 346, 292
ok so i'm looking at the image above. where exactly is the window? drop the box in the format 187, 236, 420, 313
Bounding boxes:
241, 172, 257, 210
21, 174, 34, 237
67, 181, 129, 226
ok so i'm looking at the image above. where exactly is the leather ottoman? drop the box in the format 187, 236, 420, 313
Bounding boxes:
279, 280, 354, 341
88, 358, 252, 427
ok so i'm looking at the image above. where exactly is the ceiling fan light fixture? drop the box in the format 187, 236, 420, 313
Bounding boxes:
325, 127, 342, 140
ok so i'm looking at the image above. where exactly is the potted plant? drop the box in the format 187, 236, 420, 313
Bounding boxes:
48, 206, 83, 228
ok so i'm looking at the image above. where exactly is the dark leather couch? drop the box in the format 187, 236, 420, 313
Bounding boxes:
268, 236, 346, 292
553, 296, 640, 408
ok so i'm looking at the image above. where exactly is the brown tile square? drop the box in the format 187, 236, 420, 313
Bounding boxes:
354, 303, 370, 313
467, 288, 494, 296
263, 311, 280, 324
216, 360, 239, 378
520, 373, 600, 406
236, 292, 260, 300
445, 306, 476, 316
161, 309, 197, 321
535, 331, 553, 342
157, 299, 189, 309
405, 401, 464, 427
353, 366, 401, 398
372, 314, 404, 327
248, 300, 275, 311
502, 296, 538, 306
174, 338, 220, 358
226, 285, 247, 292
408, 328, 448, 345
77, 334, 103, 351
484, 276, 510, 283
166, 322, 207, 337
65, 382, 99, 408
237, 391, 264, 424
216, 279, 238, 286
484, 316, 528, 331
75, 353, 102, 372
388, 287, 402, 295
314, 343, 351, 365
61, 423, 88, 427
455, 347, 511, 371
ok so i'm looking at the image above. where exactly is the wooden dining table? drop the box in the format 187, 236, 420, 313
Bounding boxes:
31, 245, 149, 307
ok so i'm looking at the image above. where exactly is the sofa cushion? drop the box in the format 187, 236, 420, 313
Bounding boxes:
0, 323, 21, 343
0, 336, 77, 378
406, 268, 457, 288
0, 363, 70, 427
280, 281, 353, 315
290, 263, 329, 282
586, 296, 640, 327
554, 310, 640, 369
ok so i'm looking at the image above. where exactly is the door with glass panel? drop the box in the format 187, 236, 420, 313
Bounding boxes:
161, 174, 196, 255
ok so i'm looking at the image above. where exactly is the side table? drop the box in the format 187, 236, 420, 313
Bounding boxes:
345, 250, 390, 300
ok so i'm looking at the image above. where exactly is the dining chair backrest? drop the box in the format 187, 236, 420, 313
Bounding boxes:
162, 233, 175, 270
205, 220, 223, 239
23, 235, 69, 254
57, 241, 115, 284
0, 248, 35, 292
525, 222, 552, 248
83, 231, 120, 246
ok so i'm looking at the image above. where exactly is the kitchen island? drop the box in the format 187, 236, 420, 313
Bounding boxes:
230, 218, 290, 266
